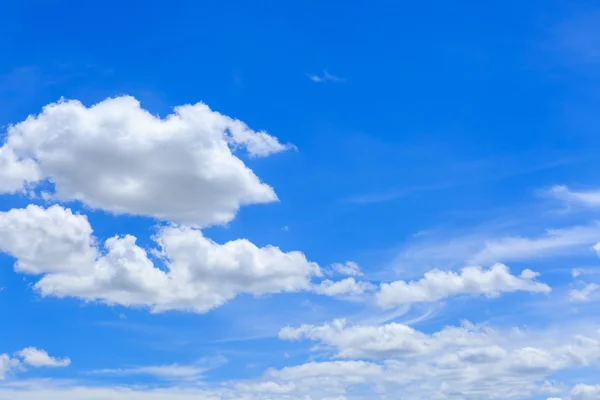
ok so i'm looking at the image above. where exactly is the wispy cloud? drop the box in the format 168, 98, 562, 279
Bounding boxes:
307, 70, 344, 83
89, 356, 227, 381
344, 182, 454, 205
549, 185, 600, 208
392, 223, 600, 275
345, 156, 581, 205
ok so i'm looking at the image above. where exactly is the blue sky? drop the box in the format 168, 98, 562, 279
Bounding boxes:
1, 1, 600, 399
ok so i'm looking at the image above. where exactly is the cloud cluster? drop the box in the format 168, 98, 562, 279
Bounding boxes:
0, 205, 327, 312
274, 319, 600, 399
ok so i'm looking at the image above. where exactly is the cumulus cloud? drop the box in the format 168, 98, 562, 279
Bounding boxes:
14, 348, 70, 368
275, 319, 600, 399
0, 205, 380, 312
0, 96, 292, 226
376, 264, 550, 308
0, 347, 69, 380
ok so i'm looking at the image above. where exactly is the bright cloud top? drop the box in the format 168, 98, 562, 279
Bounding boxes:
377, 263, 551, 308
0, 96, 292, 226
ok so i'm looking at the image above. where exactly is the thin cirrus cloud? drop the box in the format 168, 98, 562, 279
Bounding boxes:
550, 185, 600, 208
90, 356, 227, 381
392, 223, 600, 273
307, 70, 345, 83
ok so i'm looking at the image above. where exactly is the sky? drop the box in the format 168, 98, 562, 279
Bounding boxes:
1, 0, 600, 399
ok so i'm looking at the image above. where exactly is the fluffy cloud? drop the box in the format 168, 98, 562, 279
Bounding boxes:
276, 319, 600, 399
0, 96, 292, 226
15, 348, 70, 368
0, 347, 69, 380
377, 264, 551, 308
0, 205, 349, 313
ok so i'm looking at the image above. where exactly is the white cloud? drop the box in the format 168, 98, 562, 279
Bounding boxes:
0, 355, 19, 380
569, 283, 599, 302
312, 278, 375, 297
0, 347, 69, 380
470, 225, 600, 265
0, 147, 40, 194
570, 384, 600, 400
0, 384, 219, 400
394, 224, 600, 272
550, 185, 600, 208
14, 348, 70, 368
327, 261, 363, 276
0, 205, 359, 313
376, 264, 550, 308
90, 356, 226, 381
92, 364, 206, 381
276, 319, 600, 399
0, 96, 292, 226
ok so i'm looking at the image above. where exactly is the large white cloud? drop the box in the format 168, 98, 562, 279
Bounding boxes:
0, 96, 292, 226
0, 205, 378, 312
376, 263, 551, 308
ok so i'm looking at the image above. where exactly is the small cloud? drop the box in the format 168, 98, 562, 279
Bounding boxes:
15, 347, 70, 368
307, 70, 345, 83
327, 261, 363, 277
569, 282, 599, 302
